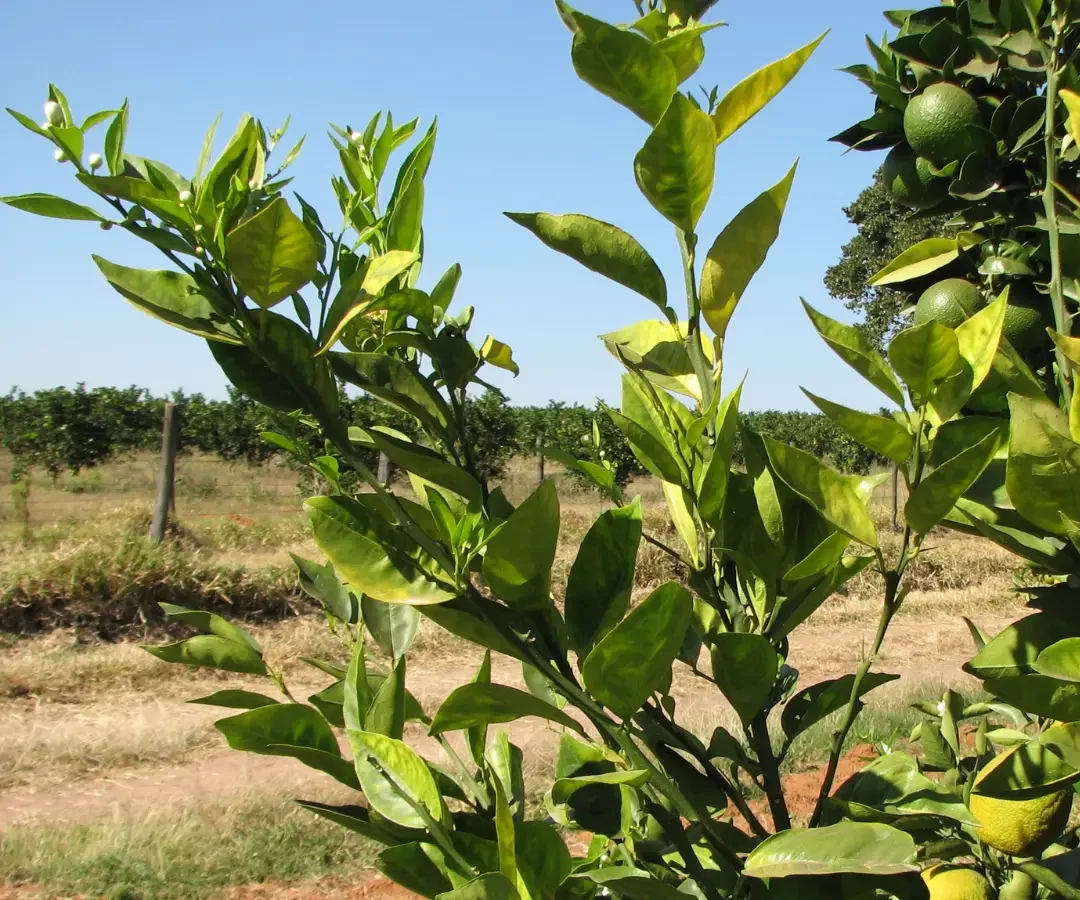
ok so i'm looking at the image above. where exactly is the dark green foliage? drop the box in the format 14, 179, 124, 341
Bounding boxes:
823, 171, 949, 348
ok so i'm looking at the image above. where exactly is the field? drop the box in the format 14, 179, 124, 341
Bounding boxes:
0, 451, 1028, 899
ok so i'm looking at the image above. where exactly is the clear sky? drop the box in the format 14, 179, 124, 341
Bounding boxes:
0, 0, 898, 413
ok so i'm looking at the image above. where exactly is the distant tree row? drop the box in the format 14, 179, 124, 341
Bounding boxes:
0, 384, 889, 487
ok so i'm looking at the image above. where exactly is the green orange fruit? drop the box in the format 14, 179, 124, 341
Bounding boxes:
1002, 282, 1053, 354
882, 144, 948, 210
904, 83, 982, 165
914, 279, 986, 329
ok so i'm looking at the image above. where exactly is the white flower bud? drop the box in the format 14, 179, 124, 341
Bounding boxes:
936, 701, 945, 715
193, 223, 204, 234
44, 100, 63, 126
194, 246, 205, 257
350, 130, 363, 145
53, 148, 68, 163
178, 189, 194, 205
88, 153, 103, 171
248, 178, 258, 190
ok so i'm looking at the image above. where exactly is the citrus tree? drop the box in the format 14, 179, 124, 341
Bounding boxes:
828, 1, 1080, 896
2, 2, 1079, 900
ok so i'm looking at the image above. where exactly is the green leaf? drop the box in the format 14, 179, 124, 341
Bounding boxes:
971, 740, 1079, 798
306, 495, 455, 606
210, 311, 338, 422
663, 481, 699, 566
420, 601, 526, 662
763, 436, 878, 547
215, 703, 359, 789
366, 429, 483, 506
782, 673, 900, 741
1034, 639, 1080, 683
655, 23, 723, 84
226, 197, 318, 309
743, 822, 918, 878
482, 480, 559, 611
188, 690, 279, 710
295, 801, 401, 846
145, 635, 267, 675
93, 255, 239, 344
367, 655, 407, 739
905, 429, 1003, 534
349, 729, 446, 829
561, 3, 678, 124
430, 683, 581, 736
492, 765, 516, 886
551, 769, 651, 804
633, 93, 715, 233
330, 353, 450, 440
936, 292, 1008, 417
6, 107, 48, 137
712, 33, 828, 144
1, 193, 106, 222
362, 596, 420, 659
1018, 857, 1080, 900
868, 234, 983, 286
984, 674, 1080, 723
803, 390, 912, 465
377, 843, 456, 899
697, 381, 743, 522
387, 171, 424, 252
515, 821, 572, 900
156, 601, 261, 651
565, 498, 642, 656
802, 301, 905, 407
965, 613, 1080, 680
606, 406, 683, 485
344, 635, 371, 732
436, 873, 520, 900
504, 212, 667, 312
710, 632, 778, 725
582, 582, 692, 719
480, 337, 519, 377
888, 322, 960, 401
104, 103, 128, 175
700, 162, 797, 338
292, 553, 357, 623
1007, 394, 1080, 535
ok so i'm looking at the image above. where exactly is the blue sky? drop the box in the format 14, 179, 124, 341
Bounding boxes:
0, 1, 897, 412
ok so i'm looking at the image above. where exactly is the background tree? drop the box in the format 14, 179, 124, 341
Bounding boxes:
823, 170, 949, 347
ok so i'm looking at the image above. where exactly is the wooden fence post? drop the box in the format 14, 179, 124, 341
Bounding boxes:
377, 451, 391, 487
149, 402, 178, 544
536, 435, 545, 485
891, 463, 900, 532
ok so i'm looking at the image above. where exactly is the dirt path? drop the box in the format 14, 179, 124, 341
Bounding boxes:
0, 609, 1018, 831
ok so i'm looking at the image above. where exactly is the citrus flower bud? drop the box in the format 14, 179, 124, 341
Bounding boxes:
193, 223, 204, 234
248, 178, 258, 190
194, 246, 205, 257
350, 130, 363, 145
88, 153, 103, 171
44, 100, 63, 126
53, 148, 68, 163
178, 190, 194, 205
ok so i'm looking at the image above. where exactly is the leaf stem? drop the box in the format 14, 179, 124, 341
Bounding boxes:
749, 711, 790, 830
1043, 4, 1075, 408
678, 230, 716, 413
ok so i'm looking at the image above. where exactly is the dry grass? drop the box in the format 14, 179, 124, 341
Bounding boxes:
0, 792, 379, 900
0, 698, 219, 790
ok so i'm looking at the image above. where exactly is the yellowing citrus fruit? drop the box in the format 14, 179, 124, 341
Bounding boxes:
883, 144, 948, 210
904, 83, 982, 165
921, 865, 994, 900
1002, 282, 1053, 354
970, 748, 1074, 857
914, 278, 986, 329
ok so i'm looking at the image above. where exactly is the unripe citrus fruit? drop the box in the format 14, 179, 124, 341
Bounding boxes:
904, 83, 982, 165
921, 865, 994, 900
1002, 282, 1053, 354
883, 144, 948, 210
970, 748, 1073, 857
914, 279, 986, 329
999, 871, 1036, 900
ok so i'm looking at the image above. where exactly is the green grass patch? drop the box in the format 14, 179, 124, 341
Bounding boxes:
0, 794, 380, 900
